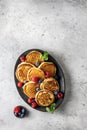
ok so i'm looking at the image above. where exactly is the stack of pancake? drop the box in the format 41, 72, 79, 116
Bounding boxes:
16, 50, 59, 107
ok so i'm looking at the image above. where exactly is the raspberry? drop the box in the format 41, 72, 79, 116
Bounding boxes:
32, 102, 37, 108
14, 106, 21, 114
58, 92, 64, 99
32, 77, 39, 83
17, 82, 23, 88
28, 98, 34, 104
45, 71, 51, 78
20, 56, 25, 62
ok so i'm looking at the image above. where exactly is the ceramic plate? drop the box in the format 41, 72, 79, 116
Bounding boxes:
14, 49, 65, 112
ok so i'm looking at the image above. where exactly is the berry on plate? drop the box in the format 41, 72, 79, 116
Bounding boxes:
45, 71, 51, 78
17, 82, 23, 88
20, 56, 25, 62
27, 98, 34, 104
36, 87, 40, 92
38, 79, 43, 83
57, 92, 64, 99
32, 102, 37, 108
32, 77, 39, 83
54, 91, 58, 95
35, 61, 40, 67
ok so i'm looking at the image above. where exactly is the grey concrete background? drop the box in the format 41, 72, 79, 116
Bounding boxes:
0, 0, 87, 130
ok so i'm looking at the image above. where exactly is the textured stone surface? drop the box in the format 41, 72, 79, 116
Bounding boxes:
0, 0, 87, 130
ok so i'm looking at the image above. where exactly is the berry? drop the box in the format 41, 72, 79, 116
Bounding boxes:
58, 92, 64, 99
20, 113, 24, 118
38, 79, 43, 83
14, 106, 21, 114
32, 102, 37, 108
36, 87, 40, 92
14, 112, 17, 116
32, 77, 39, 83
28, 98, 34, 104
54, 75, 60, 81
20, 56, 25, 62
54, 91, 58, 95
35, 62, 40, 67
45, 71, 51, 78
21, 108, 25, 113
17, 82, 23, 88
18, 112, 21, 116
14, 106, 26, 118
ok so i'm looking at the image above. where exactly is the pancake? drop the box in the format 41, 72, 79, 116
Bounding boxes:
27, 67, 45, 81
38, 62, 56, 77
40, 78, 59, 92
26, 51, 43, 65
16, 62, 34, 83
35, 89, 55, 107
23, 82, 40, 98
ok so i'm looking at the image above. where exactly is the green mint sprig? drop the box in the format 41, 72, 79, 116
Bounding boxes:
40, 51, 48, 61
46, 103, 56, 113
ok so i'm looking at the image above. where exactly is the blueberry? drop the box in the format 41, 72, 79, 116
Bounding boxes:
38, 79, 43, 83
21, 108, 25, 114
36, 87, 40, 91
54, 91, 58, 95
35, 62, 40, 67
20, 113, 24, 118
18, 112, 21, 116
54, 75, 60, 81
14, 112, 18, 116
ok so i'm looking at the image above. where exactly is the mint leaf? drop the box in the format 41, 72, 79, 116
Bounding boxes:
44, 56, 48, 61
46, 107, 51, 112
40, 51, 48, 61
46, 103, 56, 113
51, 103, 56, 107
44, 51, 48, 56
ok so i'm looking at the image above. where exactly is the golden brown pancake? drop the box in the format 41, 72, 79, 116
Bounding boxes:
23, 82, 40, 98
40, 78, 59, 92
35, 89, 55, 106
16, 62, 34, 83
27, 67, 45, 81
38, 62, 56, 77
26, 51, 43, 65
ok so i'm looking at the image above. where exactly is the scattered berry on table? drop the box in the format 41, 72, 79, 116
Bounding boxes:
20, 113, 25, 118
14, 106, 26, 118
14, 106, 21, 114
21, 108, 25, 113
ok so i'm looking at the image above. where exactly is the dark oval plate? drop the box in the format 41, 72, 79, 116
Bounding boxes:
14, 49, 65, 112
